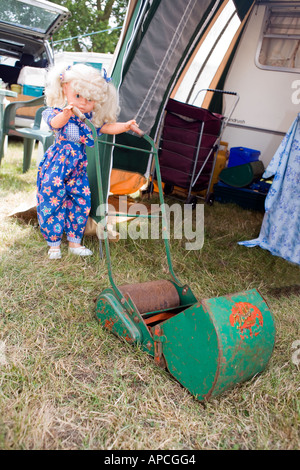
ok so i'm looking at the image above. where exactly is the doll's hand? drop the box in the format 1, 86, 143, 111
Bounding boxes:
62, 104, 74, 119
101, 120, 142, 136
130, 121, 144, 137
62, 104, 85, 121
123, 119, 137, 131
128, 120, 144, 136
50, 105, 74, 129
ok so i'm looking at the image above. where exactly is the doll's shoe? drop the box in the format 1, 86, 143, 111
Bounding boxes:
68, 246, 93, 257
48, 248, 62, 259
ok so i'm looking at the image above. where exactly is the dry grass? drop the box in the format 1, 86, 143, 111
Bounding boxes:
0, 139, 299, 450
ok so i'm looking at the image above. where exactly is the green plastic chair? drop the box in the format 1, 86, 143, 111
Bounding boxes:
0, 95, 54, 172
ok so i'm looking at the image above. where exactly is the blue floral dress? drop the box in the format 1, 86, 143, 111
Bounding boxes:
36, 107, 100, 247
239, 114, 300, 265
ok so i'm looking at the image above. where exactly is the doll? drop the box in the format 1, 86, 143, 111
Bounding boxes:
36, 63, 139, 259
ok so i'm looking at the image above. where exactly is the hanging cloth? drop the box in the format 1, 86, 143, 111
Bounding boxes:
238, 114, 300, 265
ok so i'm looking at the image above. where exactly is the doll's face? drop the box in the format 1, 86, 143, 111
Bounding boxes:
63, 82, 95, 114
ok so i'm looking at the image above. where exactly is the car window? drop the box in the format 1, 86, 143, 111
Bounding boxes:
0, 0, 69, 36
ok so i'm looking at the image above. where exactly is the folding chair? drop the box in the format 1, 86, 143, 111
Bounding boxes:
0, 95, 53, 172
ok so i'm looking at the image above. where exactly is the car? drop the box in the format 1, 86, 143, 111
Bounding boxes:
0, 0, 71, 86
0, 0, 70, 133
0, 0, 70, 88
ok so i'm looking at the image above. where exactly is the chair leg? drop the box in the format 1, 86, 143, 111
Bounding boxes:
23, 138, 35, 173
43, 136, 54, 154
0, 134, 6, 165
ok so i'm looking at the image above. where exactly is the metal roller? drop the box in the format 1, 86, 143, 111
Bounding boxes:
119, 280, 180, 314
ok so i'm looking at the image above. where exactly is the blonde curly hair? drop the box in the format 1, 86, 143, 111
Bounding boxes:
44, 62, 120, 128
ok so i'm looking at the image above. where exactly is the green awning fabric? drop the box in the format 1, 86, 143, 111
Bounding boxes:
88, 0, 255, 223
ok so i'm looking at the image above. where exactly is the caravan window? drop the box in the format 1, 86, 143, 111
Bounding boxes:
256, 4, 300, 72
174, 0, 241, 106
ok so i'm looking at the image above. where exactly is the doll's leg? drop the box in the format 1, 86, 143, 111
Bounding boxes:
36, 180, 66, 257
37, 214, 63, 259
65, 174, 92, 256
36, 214, 63, 259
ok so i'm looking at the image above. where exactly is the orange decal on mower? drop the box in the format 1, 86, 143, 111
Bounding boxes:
229, 302, 263, 340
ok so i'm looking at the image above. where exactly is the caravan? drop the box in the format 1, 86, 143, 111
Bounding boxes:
221, 1, 300, 166
99, 0, 299, 196
170, 0, 300, 168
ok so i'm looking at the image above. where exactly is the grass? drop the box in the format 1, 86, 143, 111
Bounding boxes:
0, 139, 299, 450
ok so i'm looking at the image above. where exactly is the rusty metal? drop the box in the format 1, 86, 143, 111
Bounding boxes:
144, 312, 176, 326
153, 324, 167, 369
119, 280, 180, 314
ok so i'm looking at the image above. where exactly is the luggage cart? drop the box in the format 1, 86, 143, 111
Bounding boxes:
157, 89, 239, 207
83, 117, 275, 402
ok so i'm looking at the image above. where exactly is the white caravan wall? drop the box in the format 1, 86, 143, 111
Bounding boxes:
222, 4, 300, 166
